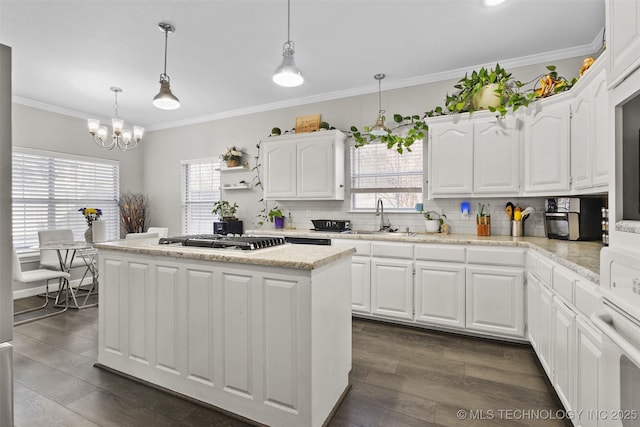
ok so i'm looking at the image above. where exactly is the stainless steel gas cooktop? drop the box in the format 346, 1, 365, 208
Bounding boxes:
158, 235, 285, 251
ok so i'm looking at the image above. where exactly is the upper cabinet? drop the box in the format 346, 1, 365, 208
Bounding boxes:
523, 95, 571, 195
606, 0, 640, 88
571, 60, 609, 191
262, 130, 346, 200
427, 114, 520, 198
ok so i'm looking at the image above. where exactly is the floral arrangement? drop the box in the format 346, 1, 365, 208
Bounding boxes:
223, 147, 243, 162
79, 207, 102, 226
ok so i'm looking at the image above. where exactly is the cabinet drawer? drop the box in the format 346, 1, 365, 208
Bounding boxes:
553, 266, 575, 304
466, 247, 525, 267
332, 239, 371, 256
414, 244, 465, 262
575, 280, 601, 318
537, 257, 554, 285
371, 242, 413, 259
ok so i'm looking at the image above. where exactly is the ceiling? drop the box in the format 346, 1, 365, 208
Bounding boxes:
0, 0, 605, 131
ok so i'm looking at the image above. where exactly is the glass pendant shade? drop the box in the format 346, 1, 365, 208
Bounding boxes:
273, 43, 304, 87
133, 126, 144, 141
111, 118, 124, 135
87, 119, 100, 134
122, 129, 132, 144
370, 113, 389, 136
153, 80, 180, 110
97, 126, 108, 141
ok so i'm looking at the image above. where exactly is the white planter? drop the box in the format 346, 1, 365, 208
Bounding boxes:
472, 83, 502, 110
425, 219, 441, 233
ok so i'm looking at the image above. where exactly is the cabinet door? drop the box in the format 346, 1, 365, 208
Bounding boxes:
414, 261, 465, 328
429, 122, 473, 196
263, 139, 297, 199
465, 266, 524, 338
351, 256, 371, 314
371, 258, 413, 321
523, 101, 571, 193
473, 118, 520, 194
607, 0, 640, 87
297, 137, 335, 198
553, 297, 575, 412
591, 71, 609, 187
537, 283, 553, 378
575, 316, 601, 427
571, 89, 593, 190
526, 272, 539, 350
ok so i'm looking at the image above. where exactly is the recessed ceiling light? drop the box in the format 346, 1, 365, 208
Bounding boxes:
483, 0, 508, 6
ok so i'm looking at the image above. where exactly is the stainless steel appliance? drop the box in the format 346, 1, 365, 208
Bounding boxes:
213, 220, 243, 235
544, 197, 603, 241
0, 43, 13, 425
311, 219, 351, 232
592, 247, 640, 427
159, 235, 285, 250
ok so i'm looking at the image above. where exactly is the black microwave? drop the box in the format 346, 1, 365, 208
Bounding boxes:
544, 197, 603, 241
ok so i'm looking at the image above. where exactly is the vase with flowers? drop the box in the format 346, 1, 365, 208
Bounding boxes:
79, 207, 103, 243
223, 146, 243, 168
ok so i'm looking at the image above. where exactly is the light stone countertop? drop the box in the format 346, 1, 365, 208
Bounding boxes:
94, 238, 355, 270
246, 229, 604, 284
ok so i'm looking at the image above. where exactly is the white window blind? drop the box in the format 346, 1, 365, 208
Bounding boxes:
350, 140, 423, 210
12, 148, 120, 250
181, 158, 221, 235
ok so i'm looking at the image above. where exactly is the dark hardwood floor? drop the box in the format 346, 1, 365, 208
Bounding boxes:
11, 297, 570, 426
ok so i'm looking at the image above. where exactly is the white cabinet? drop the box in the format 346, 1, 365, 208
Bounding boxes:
350, 256, 371, 314
606, 0, 640, 88
575, 316, 601, 427
523, 97, 571, 194
553, 296, 575, 412
465, 266, 524, 338
262, 130, 345, 200
571, 63, 609, 192
473, 117, 521, 194
537, 282, 554, 377
429, 121, 474, 196
428, 116, 520, 197
414, 261, 465, 328
526, 272, 539, 350
371, 258, 414, 321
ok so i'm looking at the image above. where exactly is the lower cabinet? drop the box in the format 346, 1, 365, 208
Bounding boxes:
575, 316, 601, 427
537, 282, 554, 377
350, 256, 371, 314
526, 272, 539, 349
414, 261, 465, 328
553, 296, 576, 412
466, 266, 524, 338
370, 258, 414, 320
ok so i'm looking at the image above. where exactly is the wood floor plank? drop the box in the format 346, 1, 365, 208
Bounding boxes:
14, 394, 100, 427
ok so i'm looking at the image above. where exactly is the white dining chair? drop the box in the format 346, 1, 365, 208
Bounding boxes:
12, 247, 70, 325
147, 227, 169, 238
38, 229, 86, 270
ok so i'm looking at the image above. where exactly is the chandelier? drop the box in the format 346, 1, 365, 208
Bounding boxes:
87, 87, 144, 151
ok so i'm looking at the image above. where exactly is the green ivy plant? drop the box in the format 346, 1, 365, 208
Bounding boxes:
349, 113, 428, 154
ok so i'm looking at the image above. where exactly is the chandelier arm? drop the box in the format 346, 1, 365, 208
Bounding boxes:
93, 135, 115, 150
117, 139, 138, 152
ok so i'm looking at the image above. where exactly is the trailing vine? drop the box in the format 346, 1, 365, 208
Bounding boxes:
348, 113, 428, 154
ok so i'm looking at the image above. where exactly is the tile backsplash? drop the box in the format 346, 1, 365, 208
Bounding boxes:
272, 197, 547, 237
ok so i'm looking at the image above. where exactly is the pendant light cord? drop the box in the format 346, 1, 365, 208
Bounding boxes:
287, 0, 291, 42
162, 29, 169, 79
114, 91, 119, 118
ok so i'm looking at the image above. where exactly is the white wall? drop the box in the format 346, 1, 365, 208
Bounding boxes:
143, 56, 586, 237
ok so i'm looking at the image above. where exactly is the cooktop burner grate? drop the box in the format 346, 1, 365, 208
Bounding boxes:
159, 235, 286, 251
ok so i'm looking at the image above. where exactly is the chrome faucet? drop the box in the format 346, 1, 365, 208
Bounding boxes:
375, 198, 391, 231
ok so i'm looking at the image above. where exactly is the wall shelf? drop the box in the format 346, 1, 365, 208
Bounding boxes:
217, 165, 248, 172
222, 184, 251, 190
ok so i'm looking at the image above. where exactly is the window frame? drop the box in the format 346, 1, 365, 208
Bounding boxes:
181, 157, 221, 235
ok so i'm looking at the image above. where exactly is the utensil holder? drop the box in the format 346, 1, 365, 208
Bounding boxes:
511, 220, 523, 237
476, 216, 491, 236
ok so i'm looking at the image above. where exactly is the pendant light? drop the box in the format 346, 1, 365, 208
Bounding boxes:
370, 73, 389, 136
153, 22, 180, 110
273, 0, 304, 87
88, 87, 144, 151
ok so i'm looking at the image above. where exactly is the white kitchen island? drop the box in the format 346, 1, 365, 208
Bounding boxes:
94, 238, 354, 427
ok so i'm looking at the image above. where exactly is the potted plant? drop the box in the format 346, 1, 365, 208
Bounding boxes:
223, 147, 243, 168
268, 207, 284, 229
271, 127, 281, 136
212, 200, 239, 221
422, 210, 446, 233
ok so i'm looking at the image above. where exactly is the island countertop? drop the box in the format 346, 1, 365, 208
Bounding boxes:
246, 229, 604, 283
94, 238, 355, 270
